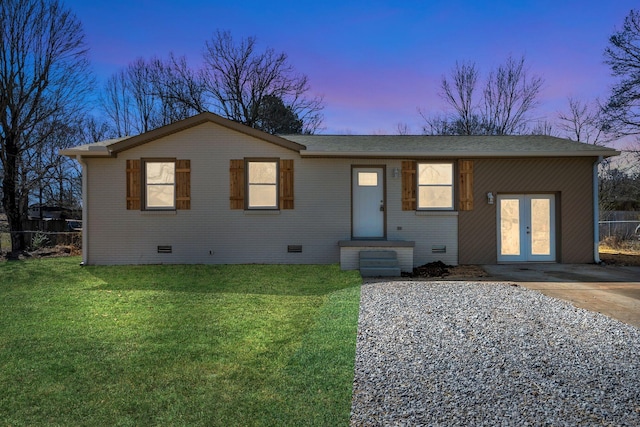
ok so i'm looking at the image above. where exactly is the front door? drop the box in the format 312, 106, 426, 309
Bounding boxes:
497, 194, 556, 262
352, 167, 385, 238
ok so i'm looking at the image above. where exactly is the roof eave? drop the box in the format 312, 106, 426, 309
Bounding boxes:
59, 146, 114, 158
108, 112, 305, 154
299, 150, 621, 158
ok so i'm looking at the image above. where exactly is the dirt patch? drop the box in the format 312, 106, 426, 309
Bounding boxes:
2, 244, 81, 261
403, 261, 489, 280
600, 252, 640, 267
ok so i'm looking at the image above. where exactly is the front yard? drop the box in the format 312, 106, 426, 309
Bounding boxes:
0, 258, 362, 426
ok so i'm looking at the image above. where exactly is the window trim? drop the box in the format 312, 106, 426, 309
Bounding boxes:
245, 158, 280, 210
143, 158, 177, 211
417, 161, 455, 210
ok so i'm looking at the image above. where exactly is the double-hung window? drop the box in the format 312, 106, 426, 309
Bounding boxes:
247, 160, 278, 209
418, 162, 454, 209
144, 160, 176, 209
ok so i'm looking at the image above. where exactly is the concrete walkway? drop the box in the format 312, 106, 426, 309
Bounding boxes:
482, 263, 640, 329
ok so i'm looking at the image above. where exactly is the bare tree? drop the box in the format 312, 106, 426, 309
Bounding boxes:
102, 55, 206, 136
202, 30, 324, 133
102, 70, 135, 137
149, 53, 207, 122
530, 120, 557, 136
440, 61, 482, 135
0, 0, 92, 255
603, 9, 640, 138
557, 97, 610, 145
395, 122, 411, 135
482, 55, 543, 135
420, 112, 481, 135
31, 120, 83, 212
421, 55, 543, 135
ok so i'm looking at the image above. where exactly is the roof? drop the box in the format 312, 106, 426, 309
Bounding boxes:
60, 112, 620, 159
60, 112, 305, 157
281, 134, 620, 158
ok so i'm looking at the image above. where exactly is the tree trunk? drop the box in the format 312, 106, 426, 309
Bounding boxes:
1, 138, 26, 258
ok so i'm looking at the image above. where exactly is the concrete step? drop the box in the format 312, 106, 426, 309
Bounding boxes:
360, 266, 402, 277
359, 258, 401, 268
359, 250, 398, 260
359, 250, 400, 277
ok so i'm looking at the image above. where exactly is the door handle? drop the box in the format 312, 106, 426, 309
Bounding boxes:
380, 201, 384, 212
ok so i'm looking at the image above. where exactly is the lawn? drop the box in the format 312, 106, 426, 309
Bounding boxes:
0, 257, 362, 426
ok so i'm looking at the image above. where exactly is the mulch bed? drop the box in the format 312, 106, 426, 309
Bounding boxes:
402, 261, 452, 278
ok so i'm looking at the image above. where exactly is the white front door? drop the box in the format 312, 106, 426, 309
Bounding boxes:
497, 194, 556, 262
352, 167, 385, 238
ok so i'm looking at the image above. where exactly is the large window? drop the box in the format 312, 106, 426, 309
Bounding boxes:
418, 162, 453, 209
145, 160, 176, 209
247, 160, 278, 209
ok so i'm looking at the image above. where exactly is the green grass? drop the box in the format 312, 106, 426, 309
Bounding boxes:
0, 257, 362, 426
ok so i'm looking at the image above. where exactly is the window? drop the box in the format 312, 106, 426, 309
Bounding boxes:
358, 172, 378, 186
247, 160, 278, 209
229, 159, 293, 210
145, 160, 176, 209
418, 162, 453, 209
126, 159, 190, 211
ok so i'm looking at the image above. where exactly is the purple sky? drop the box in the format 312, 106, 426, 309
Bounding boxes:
66, 0, 637, 137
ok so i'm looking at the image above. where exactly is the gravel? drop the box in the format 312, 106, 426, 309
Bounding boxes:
350, 281, 640, 426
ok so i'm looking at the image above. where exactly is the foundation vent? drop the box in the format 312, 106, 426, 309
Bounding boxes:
431, 245, 446, 254
287, 245, 303, 253
157, 245, 173, 254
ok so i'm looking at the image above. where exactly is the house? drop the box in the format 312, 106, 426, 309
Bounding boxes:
61, 112, 619, 272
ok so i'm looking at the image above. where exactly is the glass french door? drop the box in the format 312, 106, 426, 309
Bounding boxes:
497, 194, 556, 262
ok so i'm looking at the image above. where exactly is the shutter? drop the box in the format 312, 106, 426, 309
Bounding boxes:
126, 159, 141, 210
458, 159, 474, 211
176, 159, 191, 210
279, 159, 294, 209
230, 159, 245, 209
401, 160, 417, 211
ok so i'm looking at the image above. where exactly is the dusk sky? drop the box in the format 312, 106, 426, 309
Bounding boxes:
66, 0, 637, 139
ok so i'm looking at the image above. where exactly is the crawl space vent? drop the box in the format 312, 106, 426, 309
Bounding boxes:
287, 245, 303, 253
157, 245, 172, 254
431, 245, 446, 254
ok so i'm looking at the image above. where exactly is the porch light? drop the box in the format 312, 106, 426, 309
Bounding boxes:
392, 167, 400, 178
487, 192, 495, 205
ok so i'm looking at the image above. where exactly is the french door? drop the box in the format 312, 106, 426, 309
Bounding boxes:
497, 194, 556, 262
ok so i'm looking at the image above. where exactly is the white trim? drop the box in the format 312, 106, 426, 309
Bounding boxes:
79, 157, 88, 265
414, 210, 459, 217
594, 157, 603, 263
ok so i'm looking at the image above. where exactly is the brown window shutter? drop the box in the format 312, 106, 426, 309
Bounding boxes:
401, 160, 417, 211
279, 159, 294, 209
458, 159, 474, 211
176, 159, 191, 210
230, 159, 245, 209
126, 159, 141, 210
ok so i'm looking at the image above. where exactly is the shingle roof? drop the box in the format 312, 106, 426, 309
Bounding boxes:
280, 134, 619, 158
60, 112, 620, 159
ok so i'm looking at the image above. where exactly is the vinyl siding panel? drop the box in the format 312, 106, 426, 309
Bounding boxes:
84, 126, 459, 266
85, 121, 355, 265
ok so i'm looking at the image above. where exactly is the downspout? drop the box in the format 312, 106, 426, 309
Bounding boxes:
593, 156, 603, 264
78, 156, 88, 266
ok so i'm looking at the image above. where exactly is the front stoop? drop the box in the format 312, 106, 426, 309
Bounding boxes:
359, 250, 401, 277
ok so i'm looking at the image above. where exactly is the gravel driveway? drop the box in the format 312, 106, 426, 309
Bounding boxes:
350, 281, 640, 426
